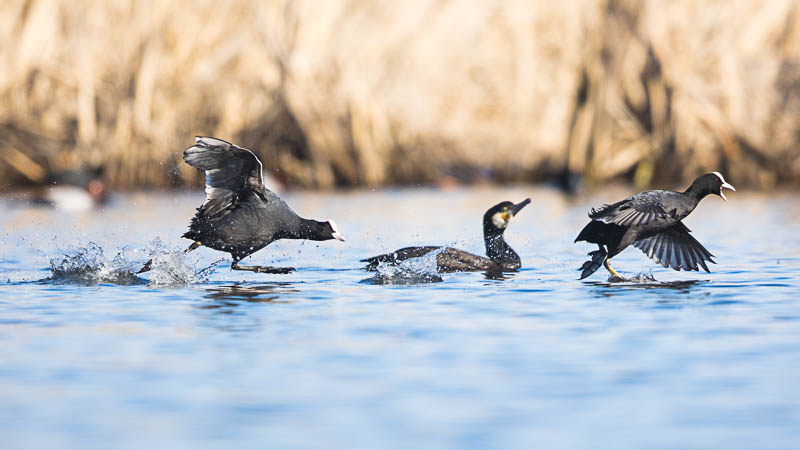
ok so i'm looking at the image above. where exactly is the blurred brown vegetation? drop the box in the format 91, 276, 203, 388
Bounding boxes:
1, 0, 799, 191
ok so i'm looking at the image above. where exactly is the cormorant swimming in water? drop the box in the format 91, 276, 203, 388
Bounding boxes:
140, 137, 344, 274
362, 199, 531, 273
574, 172, 735, 279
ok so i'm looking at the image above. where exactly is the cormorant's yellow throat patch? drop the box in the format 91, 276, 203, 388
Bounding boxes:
491, 210, 512, 228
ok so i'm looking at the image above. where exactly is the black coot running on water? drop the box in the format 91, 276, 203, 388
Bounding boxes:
140, 137, 344, 274
574, 172, 735, 279
362, 199, 531, 273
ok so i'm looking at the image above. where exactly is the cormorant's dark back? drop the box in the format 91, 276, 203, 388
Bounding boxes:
362, 199, 531, 273
574, 172, 735, 279
142, 137, 344, 274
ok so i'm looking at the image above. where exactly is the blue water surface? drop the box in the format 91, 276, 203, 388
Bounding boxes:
1, 187, 799, 449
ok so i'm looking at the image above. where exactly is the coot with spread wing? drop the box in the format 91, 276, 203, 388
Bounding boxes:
140, 136, 344, 274
575, 172, 735, 279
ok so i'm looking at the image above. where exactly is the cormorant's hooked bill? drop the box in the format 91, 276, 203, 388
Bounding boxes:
510, 198, 531, 216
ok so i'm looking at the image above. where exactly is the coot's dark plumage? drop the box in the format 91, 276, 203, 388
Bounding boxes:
142, 137, 344, 274
575, 172, 735, 279
362, 199, 530, 273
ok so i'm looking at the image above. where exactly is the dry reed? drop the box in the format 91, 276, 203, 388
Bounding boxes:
1, 0, 798, 190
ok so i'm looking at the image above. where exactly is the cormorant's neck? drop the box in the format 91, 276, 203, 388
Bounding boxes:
484, 227, 520, 269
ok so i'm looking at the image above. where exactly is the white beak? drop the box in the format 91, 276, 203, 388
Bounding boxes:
328, 220, 345, 241
720, 182, 735, 201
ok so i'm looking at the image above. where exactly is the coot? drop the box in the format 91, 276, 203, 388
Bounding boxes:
140, 137, 344, 274
575, 172, 735, 279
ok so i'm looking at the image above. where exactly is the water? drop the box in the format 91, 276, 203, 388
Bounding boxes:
1, 187, 799, 449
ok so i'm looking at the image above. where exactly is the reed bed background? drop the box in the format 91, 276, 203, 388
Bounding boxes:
1, 0, 798, 190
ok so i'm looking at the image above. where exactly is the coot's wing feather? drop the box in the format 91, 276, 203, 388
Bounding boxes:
633, 222, 716, 272
184, 136, 277, 216
589, 191, 672, 227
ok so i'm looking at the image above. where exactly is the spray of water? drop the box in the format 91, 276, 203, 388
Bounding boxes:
48, 242, 142, 285
46, 239, 210, 286
362, 247, 446, 285
606, 270, 657, 283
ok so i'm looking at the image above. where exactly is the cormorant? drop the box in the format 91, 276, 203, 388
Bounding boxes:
362, 199, 530, 273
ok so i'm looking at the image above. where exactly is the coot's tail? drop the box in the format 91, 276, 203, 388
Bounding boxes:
574, 220, 606, 244
578, 246, 607, 280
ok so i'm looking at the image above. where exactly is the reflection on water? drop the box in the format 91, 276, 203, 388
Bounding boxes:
482, 269, 516, 281
360, 272, 444, 285
588, 279, 708, 291
0, 188, 799, 449
203, 283, 299, 303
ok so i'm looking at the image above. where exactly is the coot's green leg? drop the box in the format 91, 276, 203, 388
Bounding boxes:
186, 241, 202, 253
603, 257, 620, 278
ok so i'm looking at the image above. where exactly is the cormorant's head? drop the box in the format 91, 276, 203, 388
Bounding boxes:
689, 172, 736, 201
483, 198, 531, 231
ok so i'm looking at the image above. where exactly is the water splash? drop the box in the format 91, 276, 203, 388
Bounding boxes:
143, 241, 198, 285
361, 247, 445, 285
599, 270, 708, 289
45, 239, 207, 286
48, 242, 146, 285
608, 271, 657, 283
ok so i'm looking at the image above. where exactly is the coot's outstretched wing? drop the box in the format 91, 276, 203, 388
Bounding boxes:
589, 191, 673, 227
183, 136, 276, 217
633, 222, 716, 272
